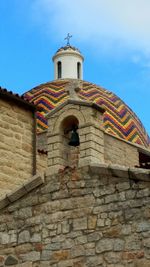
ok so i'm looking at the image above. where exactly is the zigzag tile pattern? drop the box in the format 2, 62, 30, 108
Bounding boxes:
24, 80, 150, 148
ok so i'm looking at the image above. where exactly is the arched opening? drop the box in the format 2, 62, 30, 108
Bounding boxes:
60, 115, 80, 167
57, 61, 62, 79
77, 62, 81, 79
61, 115, 79, 141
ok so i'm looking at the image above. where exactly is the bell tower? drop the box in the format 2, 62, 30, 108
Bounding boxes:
46, 81, 105, 174
52, 34, 84, 80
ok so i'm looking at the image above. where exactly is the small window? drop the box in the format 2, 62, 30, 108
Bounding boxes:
77, 62, 81, 79
138, 151, 150, 169
57, 61, 62, 79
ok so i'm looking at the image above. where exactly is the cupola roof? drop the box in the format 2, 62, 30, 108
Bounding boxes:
56, 45, 81, 54
23, 79, 150, 148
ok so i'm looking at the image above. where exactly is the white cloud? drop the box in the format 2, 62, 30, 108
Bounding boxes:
30, 0, 150, 55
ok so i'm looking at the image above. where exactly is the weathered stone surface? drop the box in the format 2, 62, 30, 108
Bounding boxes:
30, 233, 41, 243
70, 245, 85, 258
73, 217, 87, 230
24, 174, 45, 192
96, 238, 114, 253
86, 255, 103, 266
0, 166, 149, 267
88, 215, 97, 229
104, 252, 122, 264
104, 134, 139, 168
21, 251, 40, 261
0, 197, 10, 210
5, 255, 18, 266
113, 238, 125, 251
0, 232, 10, 244
18, 230, 30, 244
0, 98, 35, 199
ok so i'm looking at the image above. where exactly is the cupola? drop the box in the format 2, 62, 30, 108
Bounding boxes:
52, 34, 84, 80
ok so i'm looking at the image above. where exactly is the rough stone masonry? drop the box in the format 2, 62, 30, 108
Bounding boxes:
0, 94, 36, 198
0, 164, 150, 267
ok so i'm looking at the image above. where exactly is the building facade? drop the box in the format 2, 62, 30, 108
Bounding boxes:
0, 43, 150, 267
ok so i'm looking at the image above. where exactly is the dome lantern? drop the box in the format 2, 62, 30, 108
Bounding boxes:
52, 34, 84, 80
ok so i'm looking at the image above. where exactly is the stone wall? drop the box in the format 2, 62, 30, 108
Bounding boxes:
37, 131, 47, 151
37, 152, 47, 174
0, 164, 149, 267
104, 134, 139, 167
37, 130, 140, 174
0, 98, 35, 198
36, 131, 141, 174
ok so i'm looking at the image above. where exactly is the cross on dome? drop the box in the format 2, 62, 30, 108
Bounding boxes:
64, 33, 72, 46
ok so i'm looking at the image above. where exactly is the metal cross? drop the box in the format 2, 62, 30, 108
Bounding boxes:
64, 33, 72, 46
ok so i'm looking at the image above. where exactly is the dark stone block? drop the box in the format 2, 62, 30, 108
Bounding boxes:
5, 255, 18, 266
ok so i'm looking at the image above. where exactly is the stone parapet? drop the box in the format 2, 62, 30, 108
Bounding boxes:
104, 133, 139, 167
0, 174, 44, 210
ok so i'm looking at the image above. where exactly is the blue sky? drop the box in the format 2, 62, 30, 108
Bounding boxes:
0, 0, 150, 135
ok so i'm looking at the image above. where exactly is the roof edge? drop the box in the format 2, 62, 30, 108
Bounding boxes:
0, 87, 36, 111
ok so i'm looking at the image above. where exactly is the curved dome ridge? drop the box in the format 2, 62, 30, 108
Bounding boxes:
23, 79, 150, 148
56, 45, 81, 54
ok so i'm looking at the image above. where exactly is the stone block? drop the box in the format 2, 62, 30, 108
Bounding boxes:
7, 186, 26, 203
18, 230, 30, 244
70, 245, 85, 258
0, 196, 10, 210
113, 238, 125, 251
41, 250, 52, 261
86, 255, 103, 266
88, 215, 97, 229
24, 174, 44, 192
129, 167, 150, 182
96, 238, 114, 253
0, 232, 10, 244
104, 252, 122, 264
47, 135, 60, 144
89, 163, 111, 176
73, 217, 87, 230
21, 251, 40, 261
5, 255, 18, 266
109, 164, 129, 179
48, 149, 61, 159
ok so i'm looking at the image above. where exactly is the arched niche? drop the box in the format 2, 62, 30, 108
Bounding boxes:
60, 115, 80, 166
61, 115, 79, 133
53, 108, 85, 134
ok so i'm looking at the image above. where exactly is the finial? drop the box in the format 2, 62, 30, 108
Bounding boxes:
64, 33, 72, 46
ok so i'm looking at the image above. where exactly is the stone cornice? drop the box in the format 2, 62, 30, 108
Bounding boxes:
0, 174, 45, 211
46, 99, 105, 118
0, 164, 149, 211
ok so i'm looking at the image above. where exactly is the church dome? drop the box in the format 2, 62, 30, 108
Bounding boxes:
24, 79, 150, 148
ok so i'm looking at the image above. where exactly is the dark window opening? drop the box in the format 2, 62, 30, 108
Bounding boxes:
57, 61, 62, 79
138, 151, 150, 169
77, 62, 81, 79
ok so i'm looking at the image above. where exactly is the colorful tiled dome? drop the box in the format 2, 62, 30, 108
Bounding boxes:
24, 79, 150, 148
